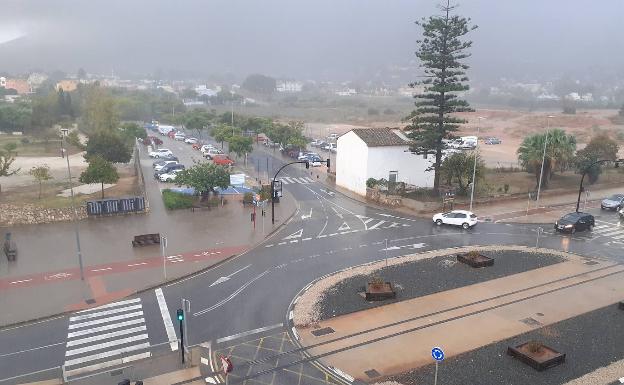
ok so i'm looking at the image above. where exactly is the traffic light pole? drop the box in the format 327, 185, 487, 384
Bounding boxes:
177, 309, 185, 364
271, 159, 330, 224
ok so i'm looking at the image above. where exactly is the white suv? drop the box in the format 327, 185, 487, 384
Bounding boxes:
432, 210, 478, 229
149, 148, 173, 158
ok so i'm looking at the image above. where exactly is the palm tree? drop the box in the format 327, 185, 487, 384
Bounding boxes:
517, 128, 576, 189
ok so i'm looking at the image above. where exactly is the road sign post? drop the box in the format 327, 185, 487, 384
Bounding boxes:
177, 309, 185, 364
431, 347, 444, 385
181, 299, 190, 355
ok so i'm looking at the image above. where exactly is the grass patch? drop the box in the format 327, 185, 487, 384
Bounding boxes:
162, 189, 195, 210
0, 135, 82, 156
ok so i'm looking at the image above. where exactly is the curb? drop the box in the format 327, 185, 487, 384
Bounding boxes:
0, 191, 299, 331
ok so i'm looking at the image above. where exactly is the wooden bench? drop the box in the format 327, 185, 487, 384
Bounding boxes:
132, 233, 161, 247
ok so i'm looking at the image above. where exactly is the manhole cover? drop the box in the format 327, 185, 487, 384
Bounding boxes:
584, 260, 599, 265
85, 298, 96, 304
520, 317, 542, 326
311, 327, 335, 337
365, 369, 380, 378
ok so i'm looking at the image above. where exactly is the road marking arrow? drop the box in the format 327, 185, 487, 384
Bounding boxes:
338, 222, 351, 231
209, 264, 252, 287
283, 229, 303, 240
301, 208, 313, 220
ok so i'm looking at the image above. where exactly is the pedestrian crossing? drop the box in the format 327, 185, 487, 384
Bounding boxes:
279, 176, 315, 185
62, 298, 151, 380
592, 224, 624, 242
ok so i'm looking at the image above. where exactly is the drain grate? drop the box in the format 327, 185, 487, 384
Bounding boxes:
365, 369, 380, 378
520, 317, 543, 326
311, 327, 335, 337
85, 298, 96, 304
584, 260, 599, 265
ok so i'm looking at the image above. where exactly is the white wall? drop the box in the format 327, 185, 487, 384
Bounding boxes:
336, 132, 368, 195
367, 146, 435, 188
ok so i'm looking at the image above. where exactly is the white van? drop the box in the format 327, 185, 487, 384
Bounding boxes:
460, 136, 478, 149
158, 125, 175, 136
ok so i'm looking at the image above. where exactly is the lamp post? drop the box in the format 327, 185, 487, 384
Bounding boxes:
161, 236, 168, 280
469, 116, 486, 211
271, 160, 311, 224
61, 128, 85, 281
536, 115, 555, 206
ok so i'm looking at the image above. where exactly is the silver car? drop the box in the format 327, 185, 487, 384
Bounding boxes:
601, 194, 624, 210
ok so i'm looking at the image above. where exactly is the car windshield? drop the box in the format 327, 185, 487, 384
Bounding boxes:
562, 213, 580, 221
608, 194, 623, 200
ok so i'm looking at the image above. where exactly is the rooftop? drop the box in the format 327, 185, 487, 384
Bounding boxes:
350, 128, 407, 147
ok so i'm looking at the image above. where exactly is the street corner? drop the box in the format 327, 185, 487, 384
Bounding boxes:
211, 329, 345, 385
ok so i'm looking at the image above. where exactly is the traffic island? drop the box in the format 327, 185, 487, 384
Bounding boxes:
507, 341, 566, 371
457, 250, 494, 268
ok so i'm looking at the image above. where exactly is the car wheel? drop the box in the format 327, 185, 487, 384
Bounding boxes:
589, 224, 594, 230
617, 206, 621, 211
435, 219, 443, 226
571, 227, 576, 234
601, 206, 604, 210
462, 222, 470, 230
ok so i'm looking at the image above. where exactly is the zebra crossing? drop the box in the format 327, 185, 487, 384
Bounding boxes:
279, 176, 316, 185
592, 223, 624, 242
62, 298, 151, 380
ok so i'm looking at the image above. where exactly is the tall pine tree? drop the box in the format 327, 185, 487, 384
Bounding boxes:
405, 1, 477, 193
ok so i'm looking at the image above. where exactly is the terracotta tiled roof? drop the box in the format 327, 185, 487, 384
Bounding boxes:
350, 128, 407, 147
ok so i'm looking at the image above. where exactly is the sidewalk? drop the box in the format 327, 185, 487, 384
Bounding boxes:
0, 149, 297, 326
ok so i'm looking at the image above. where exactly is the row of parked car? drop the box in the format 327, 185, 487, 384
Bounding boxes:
310, 139, 337, 152
148, 149, 185, 182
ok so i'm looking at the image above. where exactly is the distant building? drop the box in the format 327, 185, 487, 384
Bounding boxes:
195, 85, 221, 97
335, 88, 357, 96
336, 128, 434, 196
27, 73, 48, 89
276, 80, 303, 93
0, 77, 5, 88
55, 79, 79, 92
5, 78, 31, 94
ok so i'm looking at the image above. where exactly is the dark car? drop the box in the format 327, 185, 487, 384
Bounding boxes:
152, 157, 179, 168
154, 163, 185, 178
554, 212, 595, 234
484, 137, 501, 145
600, 194, 624, 210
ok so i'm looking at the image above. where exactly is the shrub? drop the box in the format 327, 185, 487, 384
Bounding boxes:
366, 178, 377, 188
526, 341, 542, 354
243, 192, 254, 203
466, 250, 481, 259
504, 184, 510, 194
162, 189, 195, 210
20, 137, 30, 144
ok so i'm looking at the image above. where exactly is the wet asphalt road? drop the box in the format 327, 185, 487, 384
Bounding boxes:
1, 138, 623, 383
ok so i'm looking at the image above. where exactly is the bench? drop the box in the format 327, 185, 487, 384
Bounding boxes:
132, 233, 161, 247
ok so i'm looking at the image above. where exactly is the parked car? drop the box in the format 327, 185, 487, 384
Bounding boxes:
619, 207, 624, 220
152, 158, 178, 168
212, 155, 234, 166
432, 210, 478, 229
184, 137, 198, 144
159, 169, 182, 182
154, 163, 185, 178
200, 144, 215, 153
321, 142, 331, 151
146, 136, 163, 146
192, 142, 204, 150
329, 143, 337, 153
484, 137, 502, 145
149, 148, 173, 158
167, 130, 177, 139
154, 160, 178, 172
327, 133, 339, 141
204, 148, 224, 159
310, 139, 323, 147
554, 212, 595, 233
601, 194, 624, 210
174, 133, 186, 141
298, 152, 318, 161
160, 154, 178, 161
307, 156, 323, 167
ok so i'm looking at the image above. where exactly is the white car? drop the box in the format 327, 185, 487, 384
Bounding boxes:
159, 169, 181, 182
432, 210, 478, 229
184, 137, 198, 144
154, 160, 178, 172
149, 148, 173, 158
200, 144, 215, 153
204, 148, 224, 159
174, 133, 186, 141
329, 143, 337, 153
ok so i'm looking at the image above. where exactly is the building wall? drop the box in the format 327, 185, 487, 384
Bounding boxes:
5, 79, 31, 94
55, 80, 79, 92
336, 131, 369, 196
366, 146, 435, 188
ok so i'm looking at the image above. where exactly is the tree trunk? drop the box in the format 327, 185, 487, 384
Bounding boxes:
39, 181, 42, 199
101, 182, 104, 199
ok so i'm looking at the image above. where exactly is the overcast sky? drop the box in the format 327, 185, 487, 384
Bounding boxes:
1, 0, 623, 82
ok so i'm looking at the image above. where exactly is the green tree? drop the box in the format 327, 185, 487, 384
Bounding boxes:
211, 123, 240, 148
28, 164, 53, 199
119, 122, 147, 142
81, 86, 119, 133
79, 155, 119, 198
404, 1, 477, 193
242, 74, 276, 94
174, 161, 230, 201
575, 134, 619, 184
0, 103, 32, 131
0, 142, 20, 193
440, 152, 484, 195
85, 130, 132, 163
517, 128, 577, 189
184, 109, 214, 138
228, 135, 253, 158
619, 104, 624, 117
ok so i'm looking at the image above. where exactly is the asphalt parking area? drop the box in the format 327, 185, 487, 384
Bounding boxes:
214, 331, 342, 385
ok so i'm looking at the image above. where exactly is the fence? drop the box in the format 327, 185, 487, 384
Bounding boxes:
134, 141, 150, 210
86, 196, 146, 215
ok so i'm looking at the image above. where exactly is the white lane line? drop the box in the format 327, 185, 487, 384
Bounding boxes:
278, 242, 287, 245
216, 323, 283, 344
66, 326, 147, 347
597, 229, 623, 237
63, 345, 150, 369
0, 342, 65, 358
155, 288, 179, 351
290, 240, 298, 243
328, 233, 338, 237
90, 267, 113, 272
70, 304, 143, 322
67, 318, 145, 339
9, 279, 32, 285
377, 213, 418, 222
281, 177, 293, 184
265, 244, 274, 248
194, 270, 271, 316
64, 352, 151, 379
317, 235, 327, 238
65, 334, 149, 356
76, 298, 141, 314
127, 262, 148, 267
289, 311, 294, 320
302, 237, 312, 241
367, 220, 386, 230
68, 311, 144, 330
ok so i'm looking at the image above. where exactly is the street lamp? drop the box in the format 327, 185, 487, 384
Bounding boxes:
469, 116, 486, 211
61, 128, 85, 281
536, 115, 555, 206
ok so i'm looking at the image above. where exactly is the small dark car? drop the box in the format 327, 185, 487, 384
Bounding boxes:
554, 212, 595, 233
154, 163, 185, 178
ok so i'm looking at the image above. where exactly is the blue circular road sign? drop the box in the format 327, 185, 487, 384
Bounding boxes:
431, 347, 445, 361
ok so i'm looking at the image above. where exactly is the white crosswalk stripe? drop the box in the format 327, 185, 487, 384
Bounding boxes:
279, 176, 315, 185
63, 298, 151, 380
590, 224, 624, 242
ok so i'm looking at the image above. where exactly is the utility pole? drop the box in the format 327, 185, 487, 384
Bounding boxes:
62, 128, 84, 281
536, 115, 554, 206
469, 117, 485, 211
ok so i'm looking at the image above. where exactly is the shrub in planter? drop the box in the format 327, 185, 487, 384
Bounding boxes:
162, 189, 195, 210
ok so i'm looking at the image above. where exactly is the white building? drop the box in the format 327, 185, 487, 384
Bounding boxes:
336, 128, 435, 196
276, 80, 303, 93
0, 77, 6, 88
195, 85, 221, 97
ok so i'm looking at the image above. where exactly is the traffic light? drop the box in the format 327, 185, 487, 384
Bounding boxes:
177, 309, 184, 321
305, 161, 310, 169
326, 158, 330, 169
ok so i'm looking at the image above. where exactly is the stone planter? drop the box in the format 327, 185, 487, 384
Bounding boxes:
365, 282, 396, 301
457, 253, 494, 268
507, 342, 566, 371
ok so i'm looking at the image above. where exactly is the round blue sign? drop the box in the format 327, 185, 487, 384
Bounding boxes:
431, 347, 445, 361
